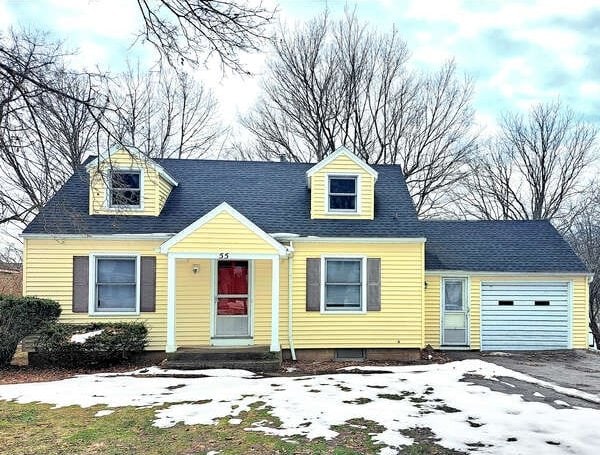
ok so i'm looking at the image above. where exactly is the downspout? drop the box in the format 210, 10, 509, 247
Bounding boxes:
288, 242, 296, 360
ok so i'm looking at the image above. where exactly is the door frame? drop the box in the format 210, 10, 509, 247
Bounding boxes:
440, 276, 470, 348
210, 259, 254, 345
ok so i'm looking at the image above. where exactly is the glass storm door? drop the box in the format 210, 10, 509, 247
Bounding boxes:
442, 278, 468, 346
214, 261, 250, 338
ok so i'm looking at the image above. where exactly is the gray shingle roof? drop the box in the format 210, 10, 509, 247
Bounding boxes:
23, 158, 588, 274
422, 220, 588, 273
23, 158, 422, 237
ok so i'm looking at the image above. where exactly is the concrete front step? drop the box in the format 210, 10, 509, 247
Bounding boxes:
162, 358, 281, 372
162, 345, 282, 372
167, 345, 279, 362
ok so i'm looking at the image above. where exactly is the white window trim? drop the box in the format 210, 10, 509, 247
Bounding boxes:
103, 168, 145, 211
325, 173, 361, 215
320, 255, 367, 314
88, 253, 141, 316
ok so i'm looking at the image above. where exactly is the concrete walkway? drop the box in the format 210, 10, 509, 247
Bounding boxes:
447, 350, 600, 396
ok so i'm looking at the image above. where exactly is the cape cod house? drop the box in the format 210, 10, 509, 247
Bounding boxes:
21, 146, 590, 363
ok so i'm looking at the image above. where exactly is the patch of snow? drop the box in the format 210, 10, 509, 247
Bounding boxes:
500, 381, 516, 388
70, 329, 103, 344
1, 360, 599, 454
285, 367, 298, 373
554, 400, 570, 407
129, 366, 256, 378
94, 409, 114, 417
206, 451, 219, 455
228, 418, 242, 425
533, 392, 545, 398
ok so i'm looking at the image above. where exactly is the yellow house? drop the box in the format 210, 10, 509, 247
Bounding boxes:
22, 146, 591, 362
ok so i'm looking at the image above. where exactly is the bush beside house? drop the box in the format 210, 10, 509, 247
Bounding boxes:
0, 295, 61, 367
32, 322, 148, 367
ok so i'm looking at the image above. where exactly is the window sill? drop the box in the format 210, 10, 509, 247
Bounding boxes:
88, 311, 140, 317
319, 310, 367, 315
102, 206, 144, 212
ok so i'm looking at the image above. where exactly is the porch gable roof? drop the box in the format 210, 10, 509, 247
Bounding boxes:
159, 202, 288, 256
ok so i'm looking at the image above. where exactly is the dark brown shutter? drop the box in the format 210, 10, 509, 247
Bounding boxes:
366, 258, 381, 311
72, 256, 89, 313
140, 256, 156, 312
306, 258, 321, 311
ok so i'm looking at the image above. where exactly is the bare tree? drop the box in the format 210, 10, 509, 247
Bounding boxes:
0, 69, 97, 226
241, 12, 476, 216
136, 0, 275, 72
105, 64, 224, 159
458, 101, 597, 224
565, 190, 600, 347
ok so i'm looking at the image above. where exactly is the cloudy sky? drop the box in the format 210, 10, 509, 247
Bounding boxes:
2, 0, 600, 133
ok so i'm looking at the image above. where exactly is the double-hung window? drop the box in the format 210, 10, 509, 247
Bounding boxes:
324, 258, 364, 312
94, 256, 138, 313
110, 171, 141, 207
328, 176, 357, 212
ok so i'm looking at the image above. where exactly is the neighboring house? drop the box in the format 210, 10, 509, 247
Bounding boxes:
21, 147, 591, 359
0, 261, 22, 296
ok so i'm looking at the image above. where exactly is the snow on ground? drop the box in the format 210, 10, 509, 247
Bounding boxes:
0, 359, 599, 454
69, 329, 103, 343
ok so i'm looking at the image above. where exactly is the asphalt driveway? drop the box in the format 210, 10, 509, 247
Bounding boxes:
447, 349, 600, 396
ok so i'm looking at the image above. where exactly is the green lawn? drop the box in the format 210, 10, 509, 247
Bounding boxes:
0, 400, 459, 454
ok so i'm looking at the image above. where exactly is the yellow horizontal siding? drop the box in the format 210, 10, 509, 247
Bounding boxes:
572, 275, 589, 349
424, 275, 441, 348
168, 211, 279, 254
157, 175, 173, 213
89, 148, 172, 217
310, 154, 375, 220
175, 259, 211, 346
289, 242, 424, 348
24, 238, 167, 350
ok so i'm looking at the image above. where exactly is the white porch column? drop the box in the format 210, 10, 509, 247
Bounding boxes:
270, 255, 280, 352
166, 253, 177, 353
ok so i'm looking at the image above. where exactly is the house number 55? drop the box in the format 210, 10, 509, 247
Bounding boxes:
218, 253, 230, 260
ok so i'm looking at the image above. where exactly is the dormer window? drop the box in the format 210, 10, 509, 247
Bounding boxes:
328, 176, 357, 212
110, 170, 141, 207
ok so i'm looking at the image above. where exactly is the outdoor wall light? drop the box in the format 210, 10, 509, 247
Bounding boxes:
192, 264, 199, 274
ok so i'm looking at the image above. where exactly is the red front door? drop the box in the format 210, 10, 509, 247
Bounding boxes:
215, 261, 250, 337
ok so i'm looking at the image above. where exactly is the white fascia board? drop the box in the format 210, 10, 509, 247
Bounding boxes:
159, 202, 287, 255
289, 236, 426, 243
21, 233, 174, 240
425, 269, 593, 277
306, 146, 378, 188
85, 145, 178, 186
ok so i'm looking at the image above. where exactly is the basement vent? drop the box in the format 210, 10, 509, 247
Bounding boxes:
334, 348, 366, 361
498, 300, 514, 306
535, 300, 550, 306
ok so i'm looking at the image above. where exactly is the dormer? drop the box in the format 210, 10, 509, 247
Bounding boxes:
306, 146, 378, 220
86, 146, 178, 216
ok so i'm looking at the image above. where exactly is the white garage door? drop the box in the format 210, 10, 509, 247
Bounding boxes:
481, 282, 570, 351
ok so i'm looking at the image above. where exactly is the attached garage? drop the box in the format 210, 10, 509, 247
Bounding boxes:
481, 281, 570, 351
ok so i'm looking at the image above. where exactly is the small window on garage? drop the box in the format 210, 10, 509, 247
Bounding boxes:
498, 300, 514, 306
334, 348, 365, 361
535, 300, 550, 306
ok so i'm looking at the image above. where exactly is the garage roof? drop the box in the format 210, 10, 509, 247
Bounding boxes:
423, 220, 588, 273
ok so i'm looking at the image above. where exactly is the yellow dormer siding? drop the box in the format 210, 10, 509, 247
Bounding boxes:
307, 147, 377, 220
88, 148, 176, 216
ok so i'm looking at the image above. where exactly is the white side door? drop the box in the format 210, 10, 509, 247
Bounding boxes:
442, 278, 469, 346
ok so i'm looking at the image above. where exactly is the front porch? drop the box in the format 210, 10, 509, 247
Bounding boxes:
160, 202, 289, 354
